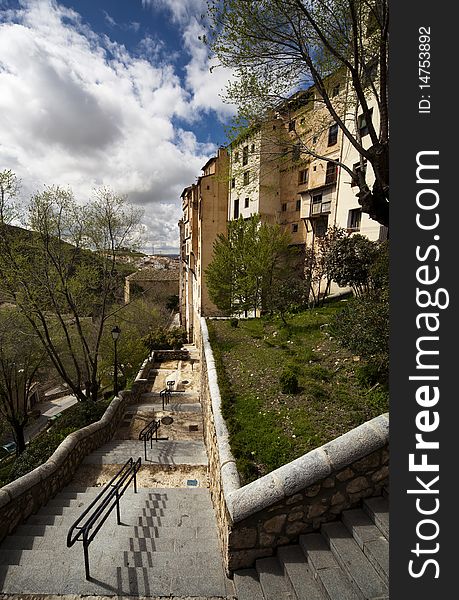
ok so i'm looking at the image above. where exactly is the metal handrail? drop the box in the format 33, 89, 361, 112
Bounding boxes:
66, 456, 141, 580
139, 418, 162, 461
160, 387, 171, 410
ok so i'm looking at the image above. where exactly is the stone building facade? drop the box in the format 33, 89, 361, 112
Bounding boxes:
179, 148, 229, 343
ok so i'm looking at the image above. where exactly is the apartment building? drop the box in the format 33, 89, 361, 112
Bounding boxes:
179, 148, 229, 342
179, 75, 387, 329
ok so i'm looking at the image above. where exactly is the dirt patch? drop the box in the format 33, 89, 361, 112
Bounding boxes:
72, 463, 209, 488
115, 410, 204, 441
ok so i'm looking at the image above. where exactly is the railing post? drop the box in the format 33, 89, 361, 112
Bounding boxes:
134, 462, 138, 493
144, 436, 147, 461
116, 487, 121, 525
83, 532, 91, 580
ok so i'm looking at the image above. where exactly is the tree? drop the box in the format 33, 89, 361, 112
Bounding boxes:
0, 308, 47, 455
205, 214, 295, 315
0, 172, 143, 402
325, 234, 380, 297
207, 0, 389, 226
99, 298, 169, 388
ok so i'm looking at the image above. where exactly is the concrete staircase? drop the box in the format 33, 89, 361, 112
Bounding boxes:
233, 494, 389, 600
0, 485, 233, 596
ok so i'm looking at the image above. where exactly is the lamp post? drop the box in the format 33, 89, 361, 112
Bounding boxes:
111, 325, 121, 396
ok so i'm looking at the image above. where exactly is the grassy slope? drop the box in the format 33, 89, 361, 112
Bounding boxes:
208, 301, 388, 485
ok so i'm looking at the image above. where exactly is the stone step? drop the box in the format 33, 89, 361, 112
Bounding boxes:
277, 545, 325, 600
233, 568, 265, 600
363, 497, 389, 540
321, 521, 388, 599
14, 523, 55, 538
0, 535, 43, 551
0, 548, 31, 565
342, 509, 389, 586
256, 556, 294, 600
300, 533, 360, 600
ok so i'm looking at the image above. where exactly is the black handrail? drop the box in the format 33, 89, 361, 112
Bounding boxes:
139, 418, 162, 460
160, 388, 171, 410
67, 456, 141, 580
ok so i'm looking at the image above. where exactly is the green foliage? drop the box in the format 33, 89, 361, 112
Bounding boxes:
166, 294, 180, 312
326, 235, 380, 297
7, 398, 110, 482
205, 214, 294, 315
329, 240, 389, 385
279, 368, 299, 394
230, 318, 239, 328
141, 326, 187, 352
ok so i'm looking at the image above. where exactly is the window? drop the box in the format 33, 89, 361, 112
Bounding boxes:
288, 120, 296, 132
296, 199, 301, 211
298, 169, 308, 185
311, 194, 331, 215
234, 199, 239, 219
243, 171, 250, 186
325, 162, 338, 185
352, 160, 367, 186
242, 145, 249, 166
358, 109, 373, 137
313, 216, 329, 238
328, 123, 338, 146
244, 197, 249, 208
331, 83, 340, 97
234, 151, 239, 162
312, 135, 318, 144
292, 223, 298, 233
251, 144, 255, 152
231, 178, 235, 189
348, 208, 362, 231
281, 203, 287, 212
292, 144, 301, 161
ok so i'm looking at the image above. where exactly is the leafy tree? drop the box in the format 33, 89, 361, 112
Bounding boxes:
205, 215, 294, 316
207, 0, 389, 226
0, 308, 47, 454
99, 299, 168, 388
325, 234, 379, 297
329, 241, 389, 385
0, 171, 143, 402
304, 226, 347, 306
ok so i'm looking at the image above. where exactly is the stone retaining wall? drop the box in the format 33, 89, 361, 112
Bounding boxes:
0, 356, 153, 542
199, 317, 389, 573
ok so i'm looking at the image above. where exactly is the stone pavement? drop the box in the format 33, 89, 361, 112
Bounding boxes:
0, 347, 235, 599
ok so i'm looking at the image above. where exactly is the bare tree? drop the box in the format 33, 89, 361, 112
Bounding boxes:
0, 308, 46, 454
0, 171, 143, 402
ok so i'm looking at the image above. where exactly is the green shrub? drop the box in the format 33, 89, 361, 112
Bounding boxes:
279, 369, 299, 394
329, 291, 389, 386
142, 326, 187, 351
230, 318, 239, 328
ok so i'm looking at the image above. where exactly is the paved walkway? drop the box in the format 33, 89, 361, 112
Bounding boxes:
0, 346, 235, 598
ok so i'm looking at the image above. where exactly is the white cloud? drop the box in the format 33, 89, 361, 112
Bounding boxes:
0, 0, 229, 251
142, 0, 236, 120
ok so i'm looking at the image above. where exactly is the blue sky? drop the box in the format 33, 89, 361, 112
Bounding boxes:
0, 0, 234, 253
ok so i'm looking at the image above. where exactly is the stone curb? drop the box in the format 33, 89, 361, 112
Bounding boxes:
0, 356, 152, 516
226, 413, 389, 524
200, 317, 241, 499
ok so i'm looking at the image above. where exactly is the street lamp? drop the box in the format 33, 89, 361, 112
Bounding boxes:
111, 325, 121, 396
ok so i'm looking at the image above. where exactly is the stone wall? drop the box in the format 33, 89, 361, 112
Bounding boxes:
0, 356, 153, 542
199, 317, 389, 573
